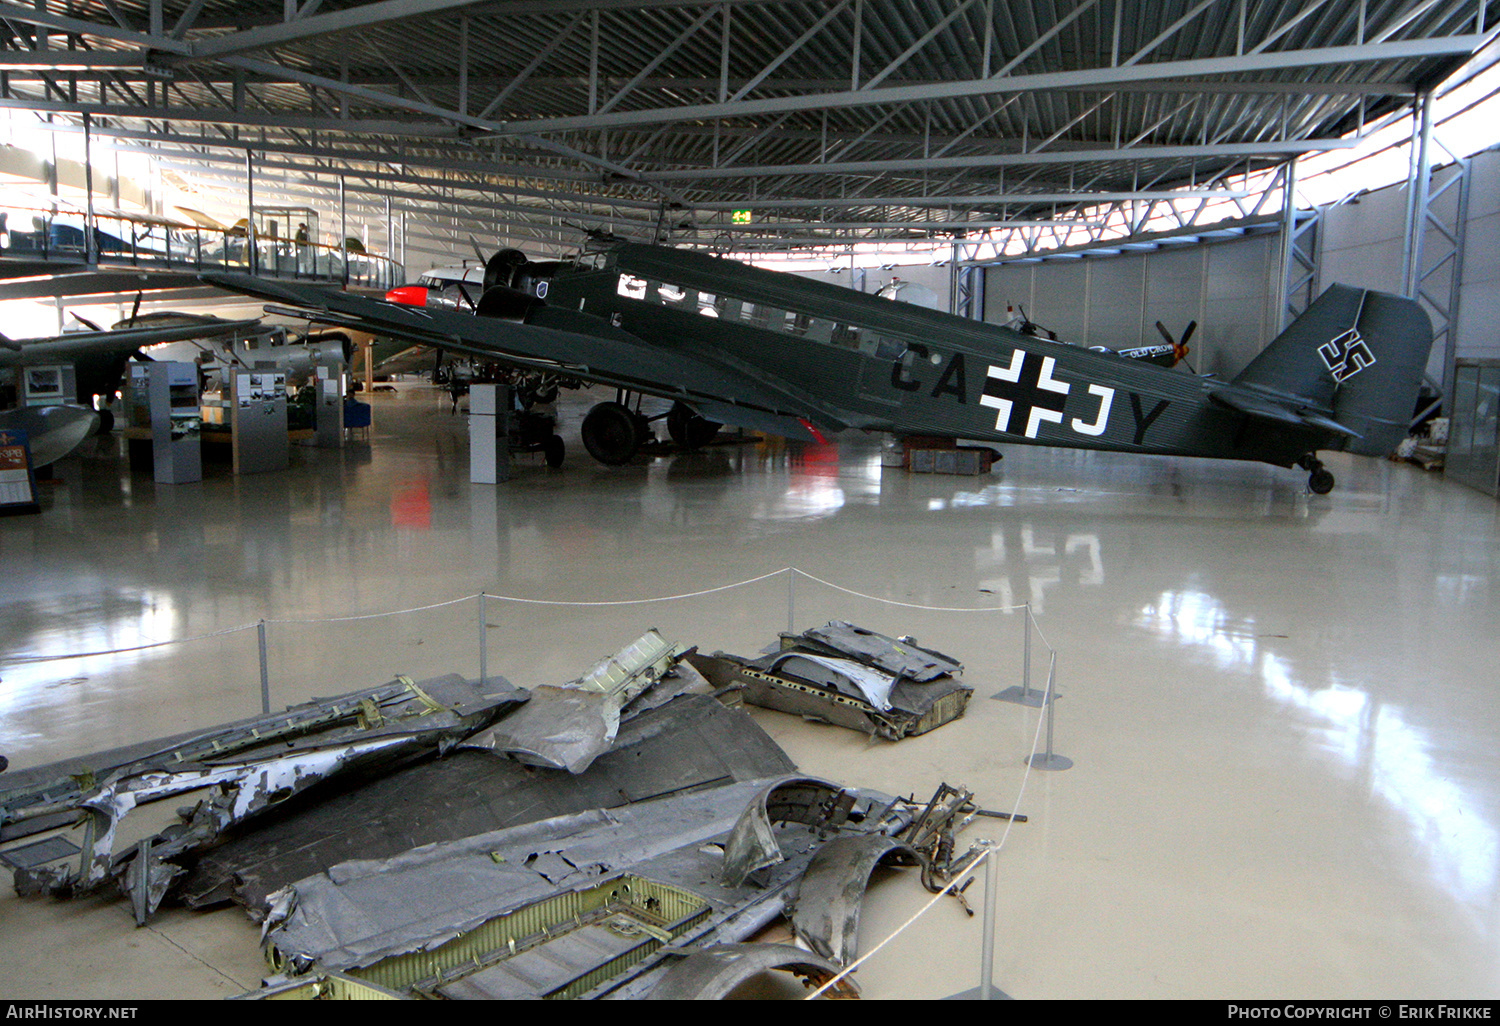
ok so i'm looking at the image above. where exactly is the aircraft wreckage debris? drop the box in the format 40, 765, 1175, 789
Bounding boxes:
1, 623, 1013, 999
690, 620, 975, 740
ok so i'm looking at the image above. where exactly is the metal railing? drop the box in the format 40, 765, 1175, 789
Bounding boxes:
0, 205, 403, 290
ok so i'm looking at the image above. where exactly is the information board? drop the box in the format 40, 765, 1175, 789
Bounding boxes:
0, 427, 40, 514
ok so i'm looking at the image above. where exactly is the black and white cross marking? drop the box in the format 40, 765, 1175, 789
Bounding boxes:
980, 349, 1114, 438
1317, 328, 1376, 383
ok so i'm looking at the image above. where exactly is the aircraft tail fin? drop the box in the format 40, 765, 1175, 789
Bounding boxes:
1231, 284, 1432, 456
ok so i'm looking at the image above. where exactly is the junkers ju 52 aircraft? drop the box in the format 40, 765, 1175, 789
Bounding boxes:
204, 239, 1431, 493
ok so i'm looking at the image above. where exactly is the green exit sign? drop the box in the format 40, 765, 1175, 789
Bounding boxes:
732, 210, 751, 224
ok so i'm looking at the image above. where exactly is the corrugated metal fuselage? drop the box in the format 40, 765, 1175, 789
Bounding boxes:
541, 245, 1330, 468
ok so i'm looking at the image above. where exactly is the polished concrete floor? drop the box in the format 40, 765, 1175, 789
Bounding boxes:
2, 382, 1498, 1000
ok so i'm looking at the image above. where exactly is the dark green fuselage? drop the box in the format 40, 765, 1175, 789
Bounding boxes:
541, 243, 1350, 469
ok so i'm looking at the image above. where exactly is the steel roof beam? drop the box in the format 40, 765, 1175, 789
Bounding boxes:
185, 73, 1410, 98
0, 93, 472, 135
641, 139, 1352, 182
0, 3, 190, 54
151, 149, 666, 211
214, 56, 699, 206
691, 191, 1249, 211
149, 155, 662, 221
506, 36, 1486, 134
177, 0, 796, 61
38, 119, 619, 184
703, 220, 1100, 231
596, 5, 718, 115
0, 52, 153, 69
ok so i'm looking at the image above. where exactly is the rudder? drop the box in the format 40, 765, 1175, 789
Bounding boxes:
1232, 284, 1432, 456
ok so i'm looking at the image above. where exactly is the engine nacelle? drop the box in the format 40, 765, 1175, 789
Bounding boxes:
483, 248, 530, 291
476, 285, 544, 322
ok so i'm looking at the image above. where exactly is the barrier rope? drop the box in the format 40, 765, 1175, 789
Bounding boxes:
476, 567, 790, 606
6, 566, 1054, 663
790, 567, 1025, 614
264, 594, 476, 624
3, 623, 257, 665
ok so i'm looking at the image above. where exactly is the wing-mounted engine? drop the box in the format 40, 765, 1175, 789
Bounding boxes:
475, 285, 544, 322
387, 248, 560, 317
484, 248, 563, 299
482, 248, 529, 291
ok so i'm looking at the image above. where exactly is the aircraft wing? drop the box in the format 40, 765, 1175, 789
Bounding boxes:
203, 273, 845, 441
1208, 387, 1363, 440
0, 318, 263, 366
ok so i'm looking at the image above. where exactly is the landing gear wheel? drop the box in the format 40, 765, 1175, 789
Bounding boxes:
1299, 454, 1335, 494
543, 434, 565, 469
581, 402, 642, 465
666, 402, 721, 450
94, 407, 115, 434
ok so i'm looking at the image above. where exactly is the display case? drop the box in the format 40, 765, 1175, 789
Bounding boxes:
230, 369, 289, 474
148, 361, 202, 484
1446, 359, 1500, 497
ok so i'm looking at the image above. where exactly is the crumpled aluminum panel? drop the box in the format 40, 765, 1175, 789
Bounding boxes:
460, 684, 619, 773
796, 621, 963, 681
789, 834, 919, 966
178, 694, 795, 912
768, 653, 898, 711
645, 942, 858, 1000
262, 776, 788, 973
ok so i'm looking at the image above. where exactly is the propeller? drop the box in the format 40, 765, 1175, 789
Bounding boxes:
1154, 320, 1197, 372
70, 314, 105, 332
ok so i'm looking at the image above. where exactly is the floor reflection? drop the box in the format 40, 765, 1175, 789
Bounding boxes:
1138, 588, 1498, 912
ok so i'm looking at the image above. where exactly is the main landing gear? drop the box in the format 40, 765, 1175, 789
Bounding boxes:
581, 400, 646, 465
580, 393, 721, 466
1298, 454, 1335, 495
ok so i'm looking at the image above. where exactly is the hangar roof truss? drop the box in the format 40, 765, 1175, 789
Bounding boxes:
0, 0, 1491, 253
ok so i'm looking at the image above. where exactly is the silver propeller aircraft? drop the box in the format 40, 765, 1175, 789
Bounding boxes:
204, 240, 1431, 493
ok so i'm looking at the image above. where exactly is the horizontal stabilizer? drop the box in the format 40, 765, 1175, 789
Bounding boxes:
1208, 388, 1362, 439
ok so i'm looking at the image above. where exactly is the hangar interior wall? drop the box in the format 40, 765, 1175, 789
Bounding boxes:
980, 235, 1281, 378
973, 145, 1500, 380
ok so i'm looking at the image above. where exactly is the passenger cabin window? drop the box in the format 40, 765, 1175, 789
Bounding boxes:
614, 272, 894, 352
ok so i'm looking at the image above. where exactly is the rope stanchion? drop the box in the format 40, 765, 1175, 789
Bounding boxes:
806, 675, 1053, 999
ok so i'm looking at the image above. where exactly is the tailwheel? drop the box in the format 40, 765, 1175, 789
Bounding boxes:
666, 401, 721, 450
581, 401, 643, 465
